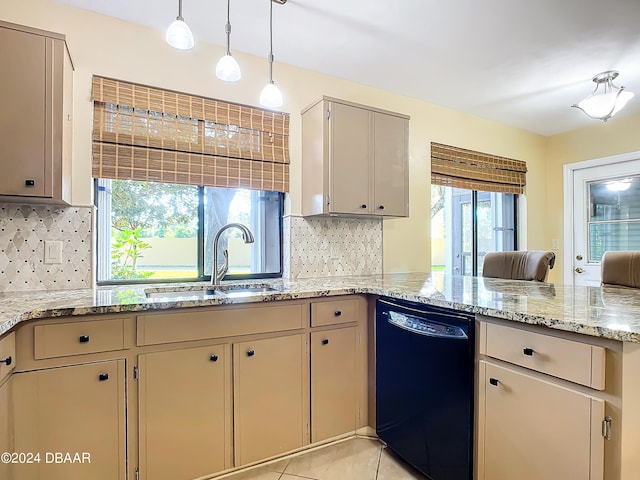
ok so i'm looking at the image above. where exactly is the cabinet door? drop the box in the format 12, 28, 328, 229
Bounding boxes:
0, 27, 47, 197
138, 344, 231, 480
373, 112, 408, 217
311, 327, 357, 442
234, 334, 307, 465
0, 377, 11, 480
329, 102, 371, 214
479, 361, 604, 480
12, 360, 126, 480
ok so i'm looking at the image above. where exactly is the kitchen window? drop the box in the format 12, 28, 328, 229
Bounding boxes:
90, 76, 290, 284
95, 179, 282, 283
430, 143, 525, 276
431, 186, 518, 275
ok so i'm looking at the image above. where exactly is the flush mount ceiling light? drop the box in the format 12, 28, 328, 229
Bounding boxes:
215, 0, 241, 81
572, 71, 635, 122
166, 0, 195, 50
260, 0, 286, 108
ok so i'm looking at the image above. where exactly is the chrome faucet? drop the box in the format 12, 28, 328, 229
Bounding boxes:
211, 223, 255, 286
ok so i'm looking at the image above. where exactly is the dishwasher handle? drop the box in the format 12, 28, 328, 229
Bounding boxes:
384, 310, 468, 339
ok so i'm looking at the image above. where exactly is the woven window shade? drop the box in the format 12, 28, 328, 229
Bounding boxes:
431, 143, 527, 194
91, 76, 290, 192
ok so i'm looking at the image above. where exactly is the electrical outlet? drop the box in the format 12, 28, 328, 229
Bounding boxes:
551, 239, 560, 250
44, 241, 63, 264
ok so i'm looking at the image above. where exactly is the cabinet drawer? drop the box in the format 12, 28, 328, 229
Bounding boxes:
0, 332, 15, 383
311, 299, 359, 327
137, 303, 305, 346
483, 322, 605, 390
34, 319, 126, 360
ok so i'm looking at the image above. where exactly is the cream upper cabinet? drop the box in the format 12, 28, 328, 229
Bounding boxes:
138, 344, 232, 480
233, 334, 308, 466
12, 360, 126, 480
302, 96, 409, 217
0, 21, 73, 204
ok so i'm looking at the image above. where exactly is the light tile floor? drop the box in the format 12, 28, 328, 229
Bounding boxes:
220, 437, 427, 480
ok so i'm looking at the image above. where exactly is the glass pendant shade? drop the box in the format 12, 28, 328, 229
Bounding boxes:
216, 54, 241, 81
166, 18, 194, 50
260, 82, 283, 108
573, 71, 635, 122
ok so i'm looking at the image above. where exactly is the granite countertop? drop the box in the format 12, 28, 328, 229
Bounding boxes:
2, 272, 640, 343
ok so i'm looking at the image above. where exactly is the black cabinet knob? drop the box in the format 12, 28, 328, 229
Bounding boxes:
489, 378, 499, 387
360, 204, 367, 209
247, 349, 255, 357
79, 335, 90, 343
321, 339, 329, 345
378, 205, 385, 210
2, 356, 11, 366
210, 354, 219, 362
523, 347, 534, 356
98, 373, 109, 381
334, 311, 342, 317
25, 179, 35, 187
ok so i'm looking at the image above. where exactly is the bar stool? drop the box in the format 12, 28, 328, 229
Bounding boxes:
601, 251, 640, 288
482, 250, 556, 282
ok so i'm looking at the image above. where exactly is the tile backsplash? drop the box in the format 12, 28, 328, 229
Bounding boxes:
0, 204, 93, 291
284, 215, 383, 278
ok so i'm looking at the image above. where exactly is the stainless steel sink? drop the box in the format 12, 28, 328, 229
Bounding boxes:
145, 283, 279, 299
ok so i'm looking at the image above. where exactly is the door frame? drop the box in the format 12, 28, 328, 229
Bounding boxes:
563, 150, 640, 285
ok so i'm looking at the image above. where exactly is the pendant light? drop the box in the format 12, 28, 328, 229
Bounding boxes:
260, 0, 286, 108
166, 0, 195, 50
216, 0, 241, 81
572, 71, 634, 122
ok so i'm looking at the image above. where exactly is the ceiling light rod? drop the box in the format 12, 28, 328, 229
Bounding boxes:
177, 0, 185, 21
224, 0, 232, 55
572, 70, 634, 122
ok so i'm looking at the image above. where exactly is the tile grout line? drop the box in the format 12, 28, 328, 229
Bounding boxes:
375, 444, 383, 480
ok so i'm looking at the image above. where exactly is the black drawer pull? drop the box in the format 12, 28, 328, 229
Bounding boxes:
334, 311, 342, 317
489, 378, 499, 387
321, 339, 329, 345
79, 335, 90, 343
247, 349, 255, 357
98, 373, 109, 381
25, 179, 35, 187
378, 205, 385, 210
2, 356, 11, 366
361, 204, 367, 209
523, 347, 534, 356
210, 354, 219, 362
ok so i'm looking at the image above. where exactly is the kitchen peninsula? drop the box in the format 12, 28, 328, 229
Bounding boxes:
1, 272, 640, 480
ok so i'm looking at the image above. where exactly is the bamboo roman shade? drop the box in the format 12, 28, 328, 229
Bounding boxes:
431, 143, 527, 194
92, 76, 290, 192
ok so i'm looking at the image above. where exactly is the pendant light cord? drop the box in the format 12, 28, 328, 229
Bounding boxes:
268, 0, 274, 84
177, 0, 184, 21
225, 0, 232, 55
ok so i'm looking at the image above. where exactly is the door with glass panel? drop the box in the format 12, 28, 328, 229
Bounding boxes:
572, 160, 640, 286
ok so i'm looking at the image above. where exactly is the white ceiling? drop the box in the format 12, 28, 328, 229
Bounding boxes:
55, 0, 640, 136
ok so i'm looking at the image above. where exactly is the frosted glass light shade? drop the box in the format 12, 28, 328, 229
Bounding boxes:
216, 54, 241, 82
166, 19, 194, 50
576, 90, 634, 120
260, 82, 283, 108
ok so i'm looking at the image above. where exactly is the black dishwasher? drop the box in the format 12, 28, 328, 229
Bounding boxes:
376, 298, 474, 480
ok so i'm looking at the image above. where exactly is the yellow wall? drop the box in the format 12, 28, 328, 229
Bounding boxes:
546, 113, 640, 283
1, 0, 548, 274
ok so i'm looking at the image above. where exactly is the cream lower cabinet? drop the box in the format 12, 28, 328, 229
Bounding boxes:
12, 360, 126, 480
311, 327, 357, 442
0, 377, 11, 480
479, 361, 604, 480
234, 334, 308, 466
138, 344, 232, 480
